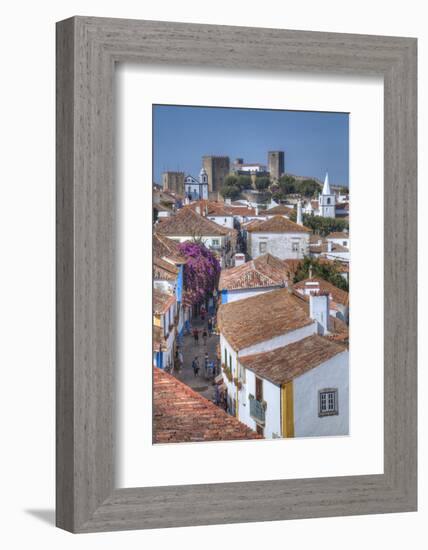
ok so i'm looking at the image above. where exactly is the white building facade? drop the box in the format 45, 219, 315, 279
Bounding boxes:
184, 167, 209, 201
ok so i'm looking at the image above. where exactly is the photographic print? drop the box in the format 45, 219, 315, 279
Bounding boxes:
152, 105, 349, 443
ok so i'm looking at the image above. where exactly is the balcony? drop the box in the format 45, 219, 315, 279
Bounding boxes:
249, 396, 266, 425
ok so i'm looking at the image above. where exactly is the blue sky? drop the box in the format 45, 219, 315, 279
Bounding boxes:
153, 105, 349, 187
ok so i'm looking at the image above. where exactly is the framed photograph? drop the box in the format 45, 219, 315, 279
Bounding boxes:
56, 16, 417, 533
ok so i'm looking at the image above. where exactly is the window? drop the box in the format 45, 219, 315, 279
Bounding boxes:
327, 198, 331, 205
292, 241, 299, 252
259, 241, 267, 254
319, 389, 339, 416
224, 348, 227, 366
211, 238, 220, 247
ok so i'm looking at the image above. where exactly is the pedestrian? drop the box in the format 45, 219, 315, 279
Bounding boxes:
192, 356, 199, 377
193, 327, 199, 344
204, 352, 209, 375
200, 304, 206, 321
207, 317, 212, 336
178, 349, 184, 370
202, 328, 208, 346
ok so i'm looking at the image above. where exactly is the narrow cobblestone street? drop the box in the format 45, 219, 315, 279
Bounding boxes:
173, 316, 219, 402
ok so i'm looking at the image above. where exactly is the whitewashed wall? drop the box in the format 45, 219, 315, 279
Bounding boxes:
237, 369, 281, 438
250, 231, 310, 260
263, 379, 282, 438
293, 350, 349, 437
327, 236, 350, 248
207, 215, 234, 229
225, 285, 282, 303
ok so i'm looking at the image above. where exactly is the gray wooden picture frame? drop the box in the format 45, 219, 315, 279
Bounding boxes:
56, 16, 417, 533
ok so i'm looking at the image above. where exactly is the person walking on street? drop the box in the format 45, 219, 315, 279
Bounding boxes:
178, 348, 184, 371
193, 327, 199, 345
207, 317, 212, 336
192, 356, 200, 377
204, 352, 209, 376
202, 328, 208, 346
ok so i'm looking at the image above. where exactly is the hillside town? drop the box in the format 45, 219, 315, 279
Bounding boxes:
153, 151, 349, 443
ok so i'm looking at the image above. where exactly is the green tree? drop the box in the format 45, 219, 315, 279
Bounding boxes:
290, 211, 349, 236
296, 179, 321, 197
220, 184, 240, 200
254, 176, 270, 191
278, 174, 296, 195
224, 174, 239, 188
302, 215, 349, 236
294, 257, 349, 292
236, 174, 252, 190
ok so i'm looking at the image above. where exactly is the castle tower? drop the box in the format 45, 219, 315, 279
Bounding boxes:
318, 172, 336, 218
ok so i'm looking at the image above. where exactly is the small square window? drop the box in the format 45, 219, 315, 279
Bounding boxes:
319, 389, 339, 416
259, 242, 267, 254
292, 241, 299, 252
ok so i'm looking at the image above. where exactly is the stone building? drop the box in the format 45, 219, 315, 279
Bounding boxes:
246, 215, 311, 260
161, 171, 185, 195
202, 155, 230, 194
268, 151, 285, 181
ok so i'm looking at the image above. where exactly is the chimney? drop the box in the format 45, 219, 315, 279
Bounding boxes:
297, 199, 303, 225
225, 198, 232, 205
309, 293, 330, 335
196, 205, 201, 215
327, 240, 332, 253
255, 205, 259, 216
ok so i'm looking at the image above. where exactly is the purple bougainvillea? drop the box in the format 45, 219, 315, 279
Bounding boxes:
179, 241, 221, 307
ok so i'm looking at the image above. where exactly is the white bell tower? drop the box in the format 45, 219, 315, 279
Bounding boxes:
199, 167, 208, 199
318, 172, 336, 218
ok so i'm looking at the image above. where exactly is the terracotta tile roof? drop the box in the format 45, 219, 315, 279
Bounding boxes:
309, 242, 349, 254
239, 335, 346, 386
327, 316, 349, 343
153, 368, 262, 443
153, 256, 179, 282
219, 253, 289, 291
186, 200, 234, 217
294, 277, 349, 306
153, 233, 187, 264
265, 204, 294, 216
310, 234, 324, 244
326, 232, 350, 239
246, 215, 310, 234
282, 259, 303, 279
241, 219, 264, 231
153, 288, 176, 315
156, 207, 229, 237
225, 205, 256, 216
217, 288, 314, 351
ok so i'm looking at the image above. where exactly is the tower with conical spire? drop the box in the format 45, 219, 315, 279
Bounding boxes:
318, 172, 336, 218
